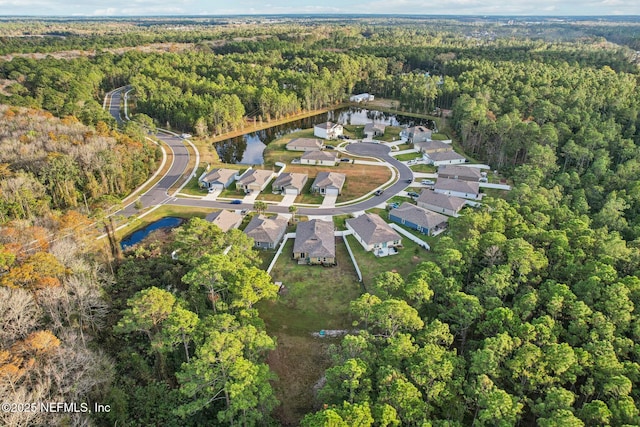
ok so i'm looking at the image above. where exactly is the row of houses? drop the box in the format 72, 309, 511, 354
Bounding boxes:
200, 168, 347, 196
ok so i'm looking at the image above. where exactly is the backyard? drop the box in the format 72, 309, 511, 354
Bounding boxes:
257, 238, 362, 425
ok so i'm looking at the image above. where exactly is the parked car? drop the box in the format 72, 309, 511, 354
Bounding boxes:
374, 189, 384, 196
389, 202, 399, 209
421, 179, 435, 185
340, 158, 351, 162
230, 199, 242, 204
180, 133, 192, 139
325, 145, 335, 150
405, 179, 413, 183
407, 191, 420, 198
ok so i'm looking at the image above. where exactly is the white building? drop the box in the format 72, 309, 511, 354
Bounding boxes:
349, 93, 375, 103
433, 179, 481, 200
313, 122, 343, 140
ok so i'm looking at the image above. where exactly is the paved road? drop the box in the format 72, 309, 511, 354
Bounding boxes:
105, 87, 412, 218
162, 142, 413, 216
105, 87, 192, 218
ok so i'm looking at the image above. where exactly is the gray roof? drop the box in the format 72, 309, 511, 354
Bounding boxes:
415, 140, 453, 152
364, 122, 386, 133
244, 215, 287, 245
346, 213, 401, 245
286, 138, 323, 150
201, 168, 237, 184
438, 165, 482, 180
417, 190, 467, 212
205, 210, 243, 232
237, 169, 273, 187
293, 219, 335, 258
272, 172, 308, 191
427, 150, 467, 162
301, 150, 339, 162
390, 202, 448, 229
434, 178, 480, 195
315, 121, 341, 130
312, 172, 346, 190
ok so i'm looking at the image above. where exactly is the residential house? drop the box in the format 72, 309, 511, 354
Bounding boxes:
350, 93, 374, 103
235, 169, 274, 193
437, 165, 483, 182
301, 150, 339, 166
311, 172, 346, 196
434, 178, 481, 200
364, 122, 386, 139
424, 150, 467, 166
414, 140, 452, 154
416, 190, 467, 216
286, 137, 324, 151
389, 202, 448, 236
199, 168, 237, 190
401, 126, 432, 143
272, 172, 308, 195
346, 213, 402, 257
205, 210, 243, 232
293, 219, 336, 265
243, 215, 288, 249
313, 122, 343, 140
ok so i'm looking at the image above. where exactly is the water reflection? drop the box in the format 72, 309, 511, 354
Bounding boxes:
215, 107, 435, 164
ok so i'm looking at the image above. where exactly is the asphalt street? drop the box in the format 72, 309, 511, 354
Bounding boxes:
105, 87, 413, 217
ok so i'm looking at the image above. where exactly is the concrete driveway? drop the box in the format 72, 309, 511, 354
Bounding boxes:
243, 191, 260, 203
278, 194, 297, 206
320, 194, 338, 208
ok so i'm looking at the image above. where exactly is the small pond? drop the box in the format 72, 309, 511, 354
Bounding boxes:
120, 217, 184, 249
215, 107, 436, 164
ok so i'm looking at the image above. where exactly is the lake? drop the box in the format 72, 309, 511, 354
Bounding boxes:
215, 107, 435, 164
120, 217, 184, 249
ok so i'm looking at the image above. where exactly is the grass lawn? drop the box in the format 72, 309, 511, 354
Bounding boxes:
410, 164, 437, 173
285, 163, 392, 203
394, 152, 422, 161
257, 249, 277, 270
263, 128, 316, 165
431, 133, 450, 141
395, 143, 412, 150
343, 124, 364, 139
374, 126, 402, 142
258, 238, 362, 424
346, 233, 433, 288
179, 165, 208, 196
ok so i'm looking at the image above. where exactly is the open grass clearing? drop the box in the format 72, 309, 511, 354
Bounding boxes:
346, 232, 434, 289
285, 163, 391, 203
374, 126, 402, 142
258, 238, 362, 424
410, 164, 437, 173
394, 152, 422, 161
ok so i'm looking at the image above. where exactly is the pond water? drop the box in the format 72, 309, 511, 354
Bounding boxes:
215, 107, 436, 164
120, 217, 184, 249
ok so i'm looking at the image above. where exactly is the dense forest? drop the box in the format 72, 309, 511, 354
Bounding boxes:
1, 16, 640, 426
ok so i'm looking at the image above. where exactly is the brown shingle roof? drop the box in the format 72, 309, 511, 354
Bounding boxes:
312, 172, 346, 191
237, 169, 274, 187
415, 140, 453, 152
286, 138, 323, 150
205, 210, 243, 232
293, 219, 335, 258
201, 168, 237, 185
301, 150, 338, 162
272, 172, 308, 192
244, 215, 287, 245
346, 213, 401, 246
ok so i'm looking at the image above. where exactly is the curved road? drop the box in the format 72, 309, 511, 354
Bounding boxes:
163, 143, 413, 216
105, 87, 413, 217
106, 87, 192, 218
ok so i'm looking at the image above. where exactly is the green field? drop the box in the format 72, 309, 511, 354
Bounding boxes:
257, 238, 362, 424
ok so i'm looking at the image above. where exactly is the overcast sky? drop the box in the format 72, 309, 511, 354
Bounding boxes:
0, 0, 637, 17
